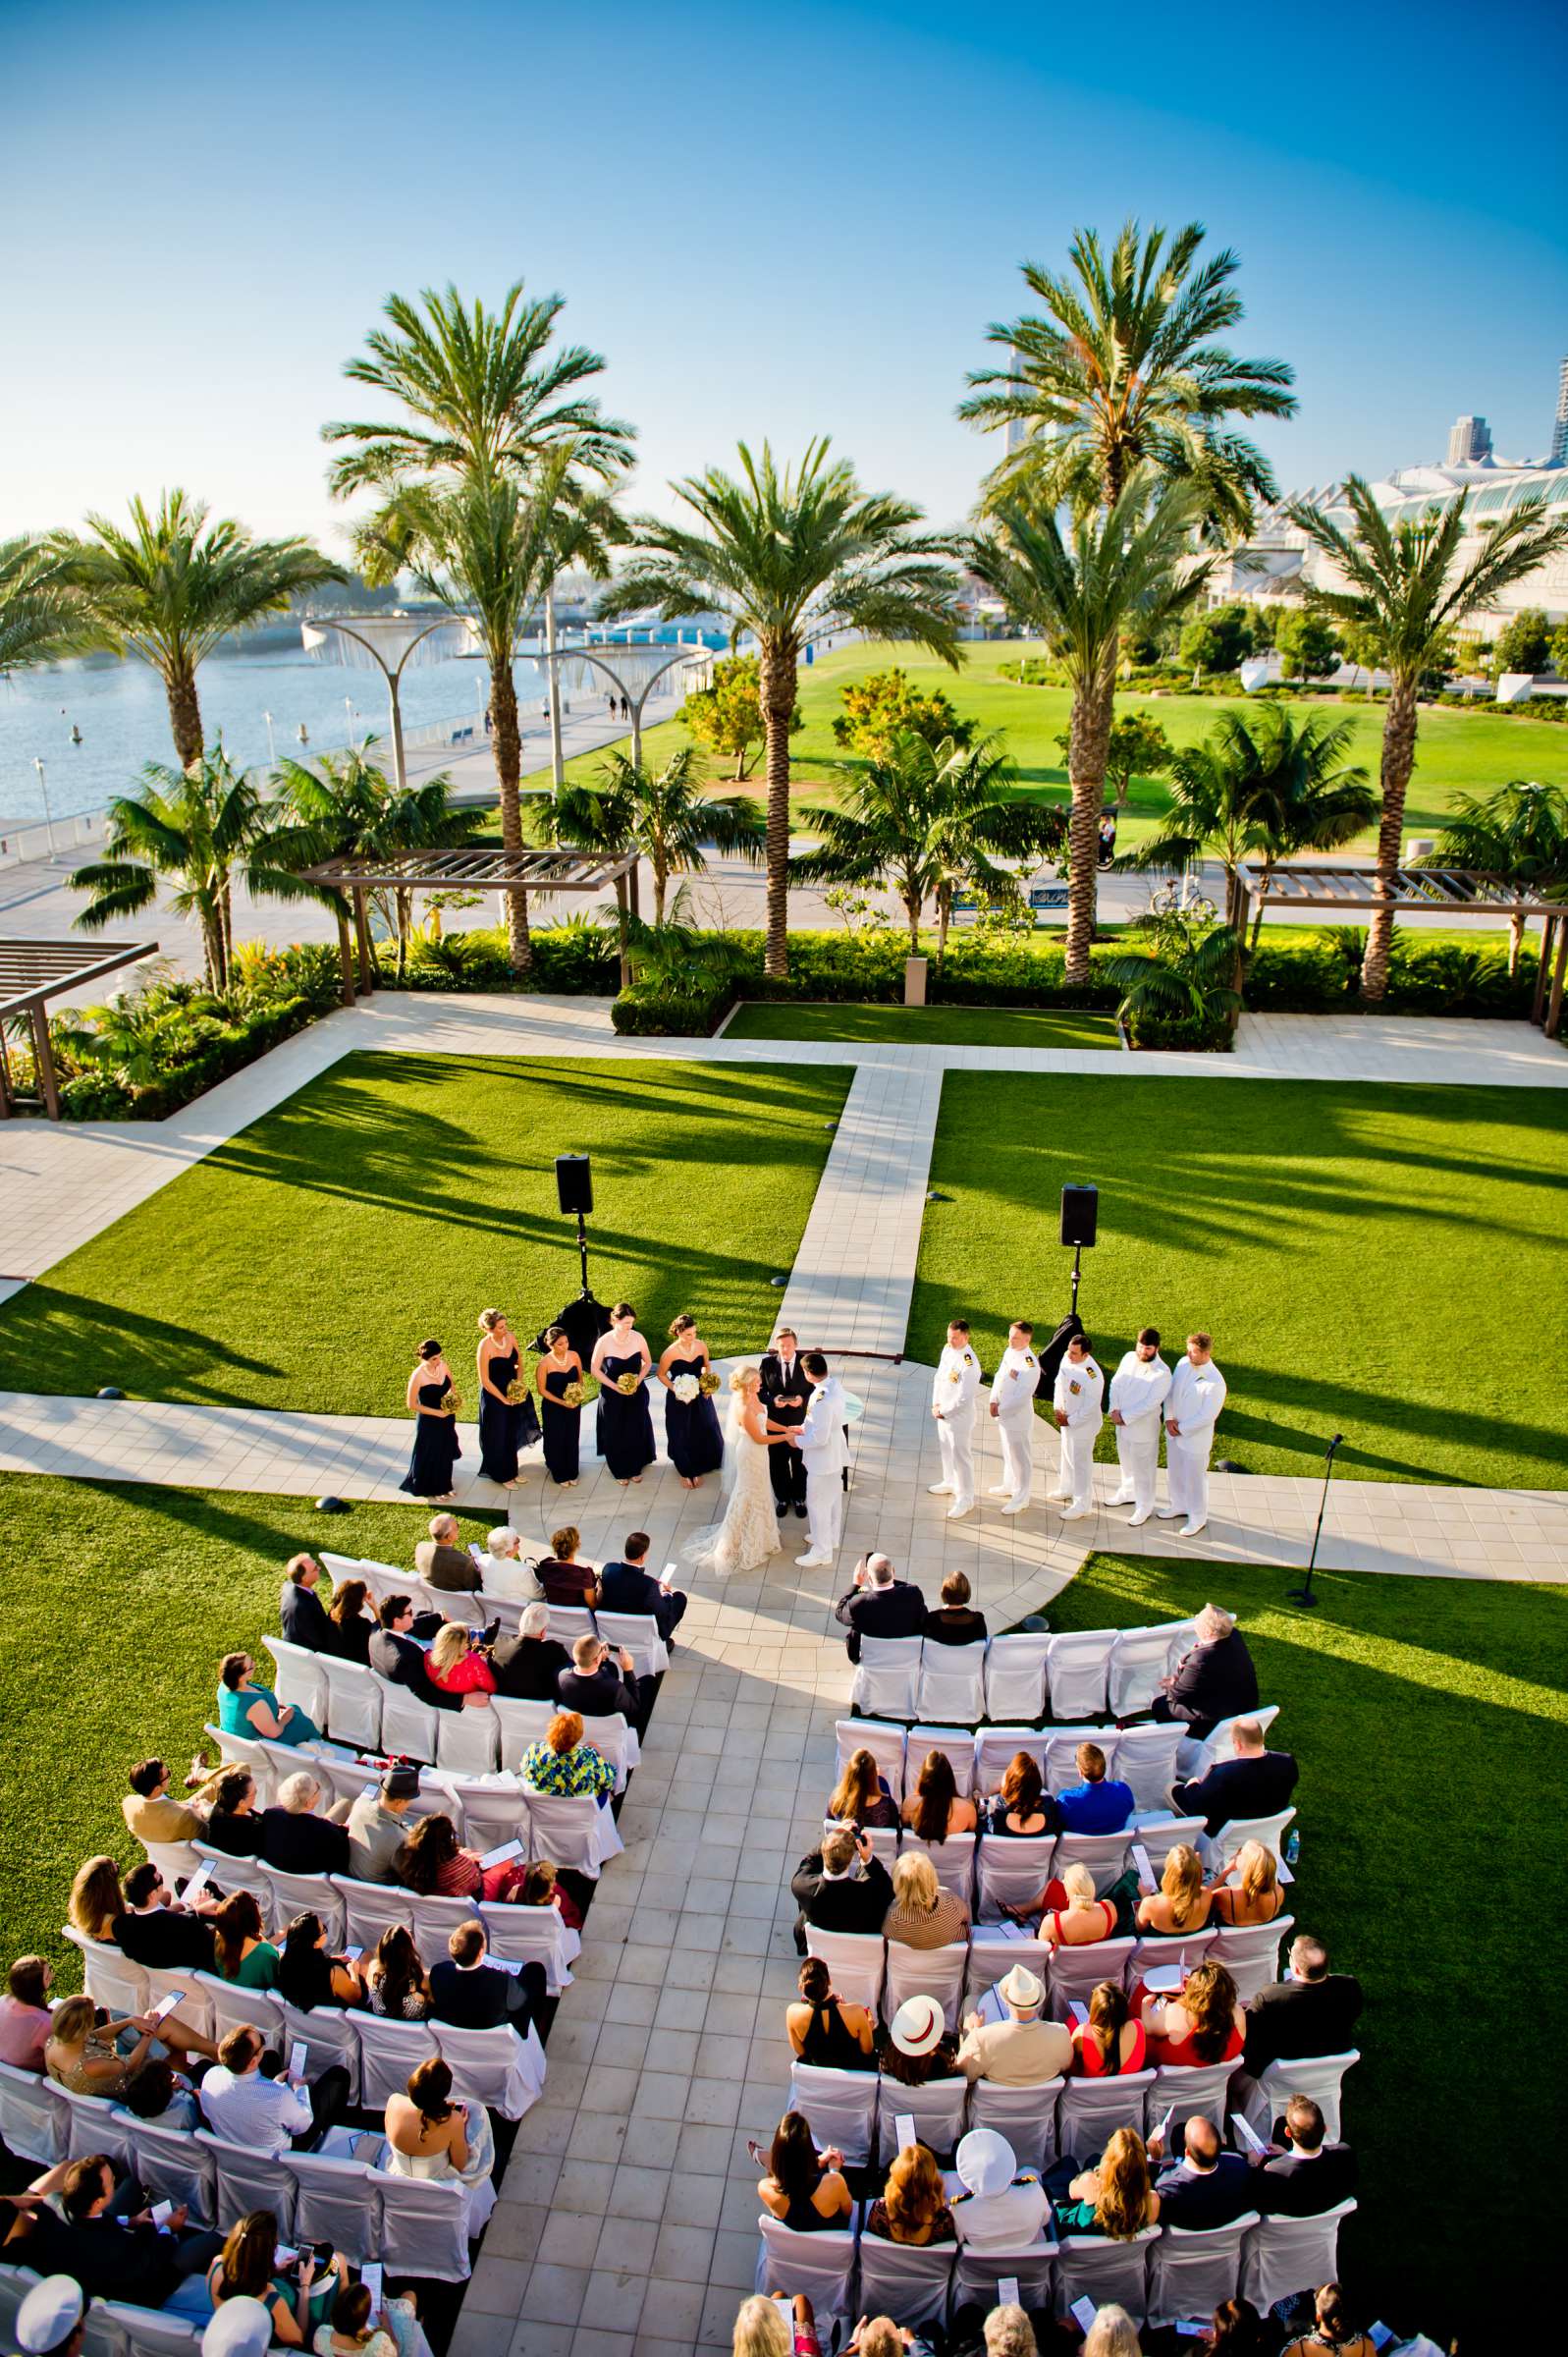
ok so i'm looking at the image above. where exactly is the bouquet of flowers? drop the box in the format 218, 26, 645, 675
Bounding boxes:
615, 1369, 642, 1396
445, 1388, 464, 1416
671, 1373, 700, 1403
698, 1368, 722, 1396
505, 1377, 531, 1405
561, 1379, 589, 1409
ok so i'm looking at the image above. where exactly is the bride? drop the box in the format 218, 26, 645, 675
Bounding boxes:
682, 1367, 785, 1577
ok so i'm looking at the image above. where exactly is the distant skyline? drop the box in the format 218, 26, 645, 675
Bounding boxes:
3, 0, 1565, 556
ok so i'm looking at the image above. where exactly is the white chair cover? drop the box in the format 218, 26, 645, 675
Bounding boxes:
904, 1726, 977, 1797
373, 2167, 476, 2281
409, 1891, 490, 1962
57, 2084, 135, 2169
435, 1706, 501, 1779
490, 1698, 556, 1774
1125, 1931, 1217, 1989
1133, 1816, 1209, 1877
543, 1604, 597, 1649
983, 1635, 1049, 1722
522, 1790, 612, 1877
262, 1635, 329, 1726
873, 2070, 968, 2165
377, 1681, 441, 1764
332, 1877, 417, 1955
481, 1897, 578, 1991
754, 2218, 856, 2326
1057, 2067, 1157, 2156
266, 1865, 348, 1949
1242, 2049, 1360, 2146
899, 1831, 976, 1907
278, 1996, 360, 2105
1107, 1620, 1196, 1718
1148, 2212, 1259, 2326
884, 1940, 968, 2035
976, 1834, 1056, 1921
61, 1928, 148, 2018
1207, 1808, 1296, 1877
953, 2241, 1055, 2319
137, 1838, 202, 1888
435, 2020, 546, 2121
916, 1642, 987, 1724
1209, 1913, 1294, 2006
1115, 1724, 1187, 1811
284, 2149, 383, 2261
204, 1722, 280, 1806
1043, 1727, 1115, 1794
973, 1726, 1052, 1794
804, 1928, 885, 2015
1046, 1936, 1137, 2023
193, 2129, 298, 2234
855, 2225, 956, 2330
1054, 2223, 1159, 2324
786, 2060, 878, 2167
353, 2010, 442, 2109
319, 1658, 383, 1751
0, 2062, 63, 2165
99, 2307, 202, 2357
851, 1637, 923, 1721
1181, 1703, 1280, 1781
968, 2074, 1065, 2174
965, 1934, 1052, 2011
595, 1608, 669, 1678
1149, 2058, 1237, 2136
114, 2111, 214, 2220
1045, 1629, 1116, 1719
836, 1718, 907, 1803
1054, 1829, 1133, 1893
447, 1778, 529, 1856
1239, 2201, 1356, 2312
137, 1963, 213, 2042
192, 1842, 277, 1929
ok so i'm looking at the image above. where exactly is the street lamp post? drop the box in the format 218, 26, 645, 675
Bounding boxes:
31, 757, 56, 856
307, 618, 451, 794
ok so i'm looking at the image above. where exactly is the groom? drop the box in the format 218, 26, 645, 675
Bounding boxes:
789, 1351, 848, 1568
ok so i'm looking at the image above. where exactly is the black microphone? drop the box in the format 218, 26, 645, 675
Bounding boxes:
1325, 1433, 1344, 1455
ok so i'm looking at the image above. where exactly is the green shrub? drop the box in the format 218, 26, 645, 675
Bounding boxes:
57, 1069, 137, 1120
610, 981, 735, 1036
1126, 1011, 1234, 1052
1241, 939, 1351, 1012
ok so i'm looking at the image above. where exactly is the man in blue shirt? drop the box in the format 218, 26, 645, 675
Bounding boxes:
1055, 1739, 1135, 1833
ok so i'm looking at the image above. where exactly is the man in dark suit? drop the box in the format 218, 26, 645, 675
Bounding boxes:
599, 1530, 687, 1643
1172, 1718, 1299, 1835
758, 1328, 810, 1516
557, 1634, 641, 1724
280, 1555, 333, 1650
489, 1611, 572, 1701
1149, 2113, 1255, 2227
369, 1595, 464, 1714
1243, 1937, 1364, 2074
1149, 1603, 1258, 1737
13, 2155, 222, 2304
833, 1553, 927, 1664
1253, 2097, 1357, 2216
112, 1862, 217, 1970
428, 1918, 545, 2029
789, 1825, 894, 1952
258, 1771, 350, 1876
414, 1512, 481, 1593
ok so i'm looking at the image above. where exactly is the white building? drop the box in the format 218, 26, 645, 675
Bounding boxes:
1446, 413, 1492, 466
1552, 356, 1568, 468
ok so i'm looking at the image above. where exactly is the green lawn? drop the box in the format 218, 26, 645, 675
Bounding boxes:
555, 638, 1568, 846
722, 1002, 1120, 1050
0, 1054, 850, 1413
1049, 1552, 1568, 2340
909, 1071, 1568, 1488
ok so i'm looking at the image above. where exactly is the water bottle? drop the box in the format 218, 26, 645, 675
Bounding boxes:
1283, 1828, 1301, 1866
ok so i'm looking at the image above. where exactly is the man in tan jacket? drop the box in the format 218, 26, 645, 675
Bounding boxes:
121, 1758, 202, 1847
956, 1963, 1073, 2084
414, 1511, 481, 1592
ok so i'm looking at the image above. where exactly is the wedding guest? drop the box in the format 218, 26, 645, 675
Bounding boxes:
884, 1852, 970, 1949
535, 1326, 584, 1488
949, 2126, 1049, 2249
199, 2024, 350, 2153
121, 1757, 202, 1849
427, 1622, 499, 1701
901, 1749, 976, 1842
489, 1602, 572, 1701
1279, 2282, 1379, 2356
414, 1512, 480, 1594
1136, 1842, 1214, 1937
1045, 2126, 1160, 2239
827, 1746, 900, 1832
67, 1855, 124, 1944
519, 1711, 616, 1802
363, 1925, 431, 2019
1150, 1604, 1257, 1738
786, 1957, 875, 2068
259, 1773, 350, 1877
47, 1991, 213, 2095
473, 1526, 538, 1603
983, 2308, 1043, 2357
113, 1863, 220, 1974
1055, 1741, 1134, 1834
516, 1857, 583, 1936
1147, 2112, 1253, 2229
218, 1651, 322, 1746
0, 1956, 53, 2073
316, 2276, 409, 2357
980, 1752, 1058, 1839
534, 1525, 599, 1610
200, 2206, 343, 2346
658, 1312, 725, 1486
1033, 1862, 1120, 1947
1243, 1938, 1363, 2071
790, 1826, 893, 1950
877, 1994, 960, 2087
428, 1920, 545, 2028
346, 1765, 421, 1884
122, 2055, 201, 2131
1203, 2302, 1270, 2357
1069, 1980, 1147, 2077
324, 1579, 374, 1665
923, 1569, 988, 1647
11, 2274, 89, 2357
558, 1632, 638, 1722
865, 2141, 956, 2245
1143, 1961, 1246, 2066
13, 2152, 222, 2304
475, 1307, 538, 1489
211, 1892, 279, 1989
757, 2110, 852, 2230
599, 1529, 687, 1640
732, 2294, 821, 2357
591, 1302, 656, 1484
1208, 1840, 1284, 1928
277, 1911, 364, 2011
1253, 2098, 1358, 2217
1083, 2311, 1142, 2357
369, 1596, 470, 1715
835, 1553, 926, 1661
280, 1556, 333, 1650
394, 1811, 529, 1904
957, 1965, 1071, 2085
203, 1767, 263, 1856
400, 1341, 460, 1503
1173, 1718, 1299, 1835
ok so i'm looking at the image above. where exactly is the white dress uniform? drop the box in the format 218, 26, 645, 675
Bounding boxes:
1108, 1349, 1173, 1521
1161, 1355, 1228, 1532
930, 1341, 982, 1514
989, 1343, 1041, 1511
1052, 1351, 1105, 1515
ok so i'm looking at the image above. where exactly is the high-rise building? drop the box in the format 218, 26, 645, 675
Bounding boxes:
1446, 414, 1493, 466
1552, 357, 1568, 467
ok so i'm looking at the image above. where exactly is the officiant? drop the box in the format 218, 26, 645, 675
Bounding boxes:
759, 1326, 810, 1520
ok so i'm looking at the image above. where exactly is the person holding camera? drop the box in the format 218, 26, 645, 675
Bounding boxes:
789, 1824, 893, 1954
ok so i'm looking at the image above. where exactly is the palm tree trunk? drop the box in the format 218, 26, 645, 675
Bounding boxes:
1064, 674, 1113, 982
1364, 672, 1419, 1002
334, 903, 354, 1009
1508, 912, 1524, 977
353, 891, 374, 992
903, 896, 921, 954
491, 658, 531, 972
653, 857, 667, 929
1249, 856, 1272, 953
164, 660, 204, 774
937, 890, 951, 972
759, 637, 798, 979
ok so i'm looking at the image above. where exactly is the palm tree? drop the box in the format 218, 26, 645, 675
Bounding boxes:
970, 471, 1211, 979
1125, 705, 1379, 956
69, 749, 308, 988
1102, 906, 1245, 1045
323, 279, 634, 497
1421, 780, 1568, 976
960, 220, 1296, 531
1287, 477, 1568, 999
792, 731, 1065, 963
0, 537, 79, 676
275, 747, 469, 991
547, 746, 764, 927
49, 492, 343, 771
599, 440, 963, 978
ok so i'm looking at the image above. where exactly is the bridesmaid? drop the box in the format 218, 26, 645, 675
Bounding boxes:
590, 1301, 656, 1485
475, 1308, 540, 1489
400, 1338, 460, 1501
535, 1325, 584, 1489
657, 1311, 725, 1489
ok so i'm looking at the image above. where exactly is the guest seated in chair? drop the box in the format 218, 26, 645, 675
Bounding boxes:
1242, 1937, 1363, 2073
865, 2139, 956, 2244
1150, 1604, 1258, 1739
384, 2056, 496, 2192
489, 1601, 573, 1701
394, 1810, 530, 1904
324, 1578, 375, 1666
1135, 1841, 1214, 1938
1172, 1716, 1298, 1834
122, 2054, 202, 2131
1279, 2281, 1379, 2357
516, 1856, 583, 1936
901, 1748, 976, 1843
414, 1512, 480, 1594
11, 2152, 223, 2305
599, 1528, 688, 1642
121, 1756, 202, 1849
789, 1824, 893, 1952
66, 1854, 125, 1945
877, 1993, 960, 2086
1016, 1860, 1117, 1947
194, 2205, 348, 2346
923, 1569, 988, 1648
827, 1745, 900, 1833
949, 2126, 1048, 2249
280, 1555, 334, 1651
1208, 1839, 1284, 1929
980, 1751, 1059, 1839
211, 1891, 279, 1989
368, 1595, 475, 1715
45, 1991, 213, 2099
113, 1860, 221, 1971
0, 1954, 54, 2074
473, 1525, 539, 1604
957, 1964, 1071, 2085
518, 1710, 616, 1802
1068, 1979, 1146, 2077
197, 2022, 351, 2154
276, 1911, 364, 2012
1146, 2110, 1254, 2229
1250, 2096, 1358, 2217
756, 2109, 852, 2231
427, 1621, 499, 1702
833, 1552, 925, 1662
1055, 1741, 1134, 1835
345, 1765, 421, 1885
883, 1851, 970, 1950
731, 2294, 824, 2357
534, 1524, 599, 1610
217, 1650, 322, 1748
786, 1955, 876, 2069
363, 1924, 431, 2020
203, 1767, 264, 1856
1142, 1959, 1245, 2066
557, 1632, 639, 1723
1045, 2125, 1161, 2239
428, 1916, 545, 2028
259, 1772, 350, 1878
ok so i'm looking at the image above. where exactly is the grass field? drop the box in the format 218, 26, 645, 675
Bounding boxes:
908, 1071, 1568, 1489
0, 1054, 850, 1413
559, 638, 1568, 846
1048, 1551, 1568, 2339
722, 1002, 1120, 1050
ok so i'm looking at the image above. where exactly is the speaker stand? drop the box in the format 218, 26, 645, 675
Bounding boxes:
1070, 1242, 1083, 1317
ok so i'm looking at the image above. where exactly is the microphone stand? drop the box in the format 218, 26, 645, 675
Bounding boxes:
1289, 1434, 1343, 1609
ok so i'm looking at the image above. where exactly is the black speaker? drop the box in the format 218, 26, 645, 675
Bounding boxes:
556, 1154, 593, 1217
1060, 1182, 1099, 1248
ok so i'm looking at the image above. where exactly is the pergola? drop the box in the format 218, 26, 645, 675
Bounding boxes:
0, 937, 160, 1119
1237, 862, 1567, 1036
295, 847, 637, 1005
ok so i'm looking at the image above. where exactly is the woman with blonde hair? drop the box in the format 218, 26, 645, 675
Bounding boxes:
1047, 2125, 1160, 2240
1025, 1860, 1117, 1946
427, 1621, 498, 1700
1136, 1841, 1213, 1937
731, 2292, 821, 2357
827, 1746, 898, 1832
901, 1747, 976, 1842
682, 1363, 786, 1576
1143, 1959, 1245, 2065
657, 1311, 724, 1487
1209, 1838, 1283, 1928
865, 2139, 955, 2246
882, 1850, 970, 1949
1083, 2307, 1143, 2357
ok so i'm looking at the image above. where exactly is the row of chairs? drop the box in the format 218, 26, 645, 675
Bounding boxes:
755, 2198, 1357, 2336
834, 1810, 1298, 1914
849, 1617, 1206, 1727
315, 1548, 671, 1675
837, 1708, 1279, 1808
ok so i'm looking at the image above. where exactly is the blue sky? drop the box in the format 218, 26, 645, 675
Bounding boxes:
3, 0, 1564, 551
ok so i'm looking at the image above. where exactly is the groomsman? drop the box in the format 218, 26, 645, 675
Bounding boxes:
1051, 1332, 1105, 1520
988, 1319, 1041, 1513
928, 1318, 981, 1519
791, 1353, 849, 1566
1108, 1327, 1172, 1526
758, 1327, 809, 1519
1160, 1331, 1228, 1537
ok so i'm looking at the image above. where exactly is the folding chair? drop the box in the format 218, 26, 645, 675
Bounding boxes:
1125, 1931, 1216, 1989
376, 1680, 441, 1765
481, 1896, 579, 1992
953, 2241, 1055, 2322
0, 2062, 63, 2165
873, 2069, 968, 2165
1054, 2222, 1159, 2324
855, 2223, 956, 2330
115, 2110, 215, 2220
851, 1636, 923, 1721
1044, 1628, 1115, 1719
354, 2011, 442, 2109
578, 1712, 637, 1792
265, 1865, 347, 1950
968, 2074, 1064, 2174
805, 1928, 886, 2015
1054, 1828, 1133, 1894
965, 1933, 1052, 2012
1209, 1913, 1294, 2006
754, 2217, 856, 2328
98, 2309, 200, 2357
522, 1790, 616, 1876
435, 2020, 547, 2120
1044, 1728, 1117, 1795
278, 1997, 361, 2105
1241, 2049, 1360, 2147
976, 1834, 1055, 1922
916, 1641, 987, 1724
1057, 2067, 1157, 2155
1148, 2212, 1259, 2326
1180, 1703, 1280, 1782
450, 1779, 532, 1856
544, 1604, 597, 1650
1107, 1620, 1196, 1718
1132, 1816, 1208, 1878
56, 2084, 135, 2169
262, 1635, 329, 1727
983, 1634, 1049, 1724
373, 2166, 482, 2279
191, 1840, 275, 1925
135, 1837, 202, 1888
899, 1830, 976, 1907
193, 2130, 297, 2234
491, 1696, 556, 1774
786, 2060, 879, 2167
332, 1877, 416, 1956
837, 1717, 908, 1804
1207, 1808, 1296, 1878
59, 1927, 147, 2017
410, 1891, 491, 1966
1114, 1724, 1187, 1812
904, 1725, 977, 1797
884, 1940, 968, 2035
318, 1656, 383, 1751
1047, 1937, 1137, 2023
1239, 2200, 1356, 2312
595, 1608, 670, 1679
318, 1550, 367, 1583
435, 1706, 501, 1778
1149, 2059, 1236, 2138
138, 1964, 213, 2042
284, 2149, 383, 2263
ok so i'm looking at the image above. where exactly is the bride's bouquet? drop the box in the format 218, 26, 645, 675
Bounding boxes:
698, 1368, 721, 1396
615, 1369, 642, 1396
671, 1373, 700, 1403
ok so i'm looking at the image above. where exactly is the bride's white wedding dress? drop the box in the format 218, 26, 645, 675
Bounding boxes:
682, 1396, 782, 1577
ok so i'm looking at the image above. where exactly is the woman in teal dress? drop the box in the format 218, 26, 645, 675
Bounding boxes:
217, 1650, 322, 1746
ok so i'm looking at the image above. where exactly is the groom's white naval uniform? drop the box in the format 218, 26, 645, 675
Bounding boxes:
989, 1337, 1041, 1512
928, 1335, 981, 1517
1108, 1342, 1172, 1524
795, 1372, 849, 1565
1159, 1341, 1228, 1536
